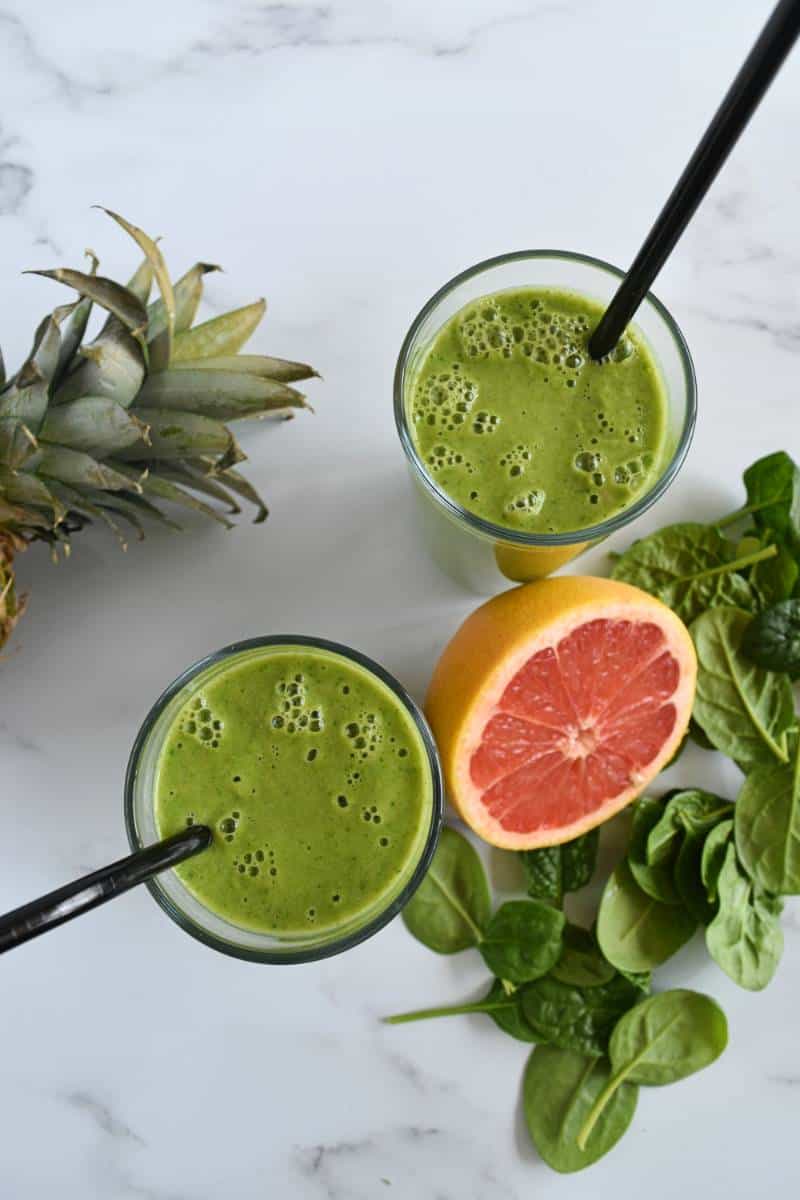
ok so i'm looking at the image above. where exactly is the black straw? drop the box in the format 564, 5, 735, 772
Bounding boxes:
589, 0, 800, 360
0, 825, 212, 954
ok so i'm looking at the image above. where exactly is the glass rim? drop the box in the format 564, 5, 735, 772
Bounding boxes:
393, 247, 697, 548
124, 634, 444, 965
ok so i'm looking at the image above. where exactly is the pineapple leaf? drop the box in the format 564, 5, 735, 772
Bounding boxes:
134, 369, 304, 421
171, 299, 266, 361
40, 397, 149, 456
27, 268, 148, 345
54, 249, 100, 386
125, 257, 154, 305
214, 464, 269, 523
55, 324, 146, 409
33, 446, 138, 493
149, 262, 221, 341
0, 420, 38, 469
134, 469, 234, 529
0, 371, 49, 432
120, 408, 245, 468
170, 353, 319, 383
49, 483, 131, 550
0, 468, 65, 525
155, 463, 241, 513
98, 209, 175, 370
0, 497, 50, 530
100, 489, 183, 533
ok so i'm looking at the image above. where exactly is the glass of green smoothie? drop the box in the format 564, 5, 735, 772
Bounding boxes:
394, 250, 696, 591
125, 636, 442, 963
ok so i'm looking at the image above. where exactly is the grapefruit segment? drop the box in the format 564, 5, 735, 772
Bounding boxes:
425, 578, 696, 850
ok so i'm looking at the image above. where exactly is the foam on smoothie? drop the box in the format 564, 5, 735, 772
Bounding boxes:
154, 646, 433, 938
408, 286, 669, 534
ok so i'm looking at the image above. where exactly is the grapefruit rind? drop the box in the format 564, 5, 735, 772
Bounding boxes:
425, 578, 696, 851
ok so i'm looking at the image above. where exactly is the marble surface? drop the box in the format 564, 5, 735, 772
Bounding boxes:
2, 0, 799, 1195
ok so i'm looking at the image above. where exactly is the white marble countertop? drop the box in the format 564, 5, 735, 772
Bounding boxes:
2, 1, 799, 1195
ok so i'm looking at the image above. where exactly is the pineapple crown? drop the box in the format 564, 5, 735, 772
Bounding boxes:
0, 208, 317, 557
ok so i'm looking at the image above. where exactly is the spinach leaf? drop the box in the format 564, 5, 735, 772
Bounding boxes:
646, 789, 732, 867
596, 861, 696, 973
576, 990, 727, 1151
484, 978, 539, 1042
520, 974, 641, 1057
523, 1046, 638, 1174
751, 545, 799, 609
551, 924, 616, 988
674, 832, 716, 925
627, 795, 681, 904
706, 842, 783, 990
742, 598, 800, 673
741, 451, 800, 552
700, 818, 734, 903
688, 717, 715, 751
520, 830, 599, 906
691, 606, 796, 769
384, 980, 534, 1037
402, 825, 490, 953
617, 967, 652, 994
611, 522, 764, 623
479, 899, 565, 984
735, 753, 800, 894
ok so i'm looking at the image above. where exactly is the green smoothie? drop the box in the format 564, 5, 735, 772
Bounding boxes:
408, 287, 669, 534
154, 645, 434, 938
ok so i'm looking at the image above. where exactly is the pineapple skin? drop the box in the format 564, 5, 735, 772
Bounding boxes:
0, 211, 317, 650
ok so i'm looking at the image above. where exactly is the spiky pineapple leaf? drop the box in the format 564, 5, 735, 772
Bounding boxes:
118, 408, 244, 468
155, 463, 241, 513
134, 369, 304, 420
54, 251, 100, 386
99, 209, 175, 370
0, 419, 38, 469
27, 268, 148, 344
0, 370, 49, 432
40, 397, 149, 456
99, 489, 182, 533
33, 447, 138, 493
0, 468, 64, 524
133, 469, 234, 529
170, 353, 318, 382
55, 324, 145, 408
214, 463, 269, 523
171, 299, 265, 361
149, 262, 221, 341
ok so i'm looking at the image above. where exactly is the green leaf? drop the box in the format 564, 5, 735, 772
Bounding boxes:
700, 818, 734, 903
645, 789, 733, 867
706, 842, 783, 990
484, 979, 539, 1042
213, 464, 268, 524
0, 467, 64, 524
674, 831, 716, 925
27, 267, 147, 344
148, 262, 220, 340
596, 860, 696, 973
611, 522, 764, 622
742, 451, 800, 552
751, 544, 799, 609
40, 397, 148, 456
119, 408, 244, 469
134, 470, 234, 529
0, 419, 38, 469
479, 899, 565, 984
576, 989, 727, 1151
523, 1046, 638, 1174
54, 324, 146, 409
171, 299, 266, 361
628, 795, 681, 904
520, 973, 640, 1057
100, 209, 175, 370
691, 606, 796, 768
401, 826, 490, 953
735, 752, 800, 895
519, 830, 599, 906
170, 353, 318, 382
33, 446, 136, 493
550, 924, 616, 988
134, 369, 304, 421
742, 599, 800, 673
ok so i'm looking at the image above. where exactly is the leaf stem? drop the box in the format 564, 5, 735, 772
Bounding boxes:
576, 1064, 629, 1150
383, 999, 513, 1025
716, 501, 772, 529
683, 542, 777, 581
427, 869, 486, 944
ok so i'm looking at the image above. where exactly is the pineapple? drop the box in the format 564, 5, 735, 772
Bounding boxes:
0, 210, 317, 650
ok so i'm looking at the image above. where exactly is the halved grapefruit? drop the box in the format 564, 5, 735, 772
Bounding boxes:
425, 577, 696, 850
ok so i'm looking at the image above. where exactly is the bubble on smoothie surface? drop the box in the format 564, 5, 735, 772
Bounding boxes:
270, 675, 325, 736
499, 444, 533, 478
180, 695, 224, 750
343, 711, 383, 761
412, 370, 479, 431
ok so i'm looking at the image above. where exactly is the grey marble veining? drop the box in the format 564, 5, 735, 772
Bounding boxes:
1, 0, 799, 1196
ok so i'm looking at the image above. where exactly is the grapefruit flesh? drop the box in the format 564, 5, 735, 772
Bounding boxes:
425, 577, 696, 850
